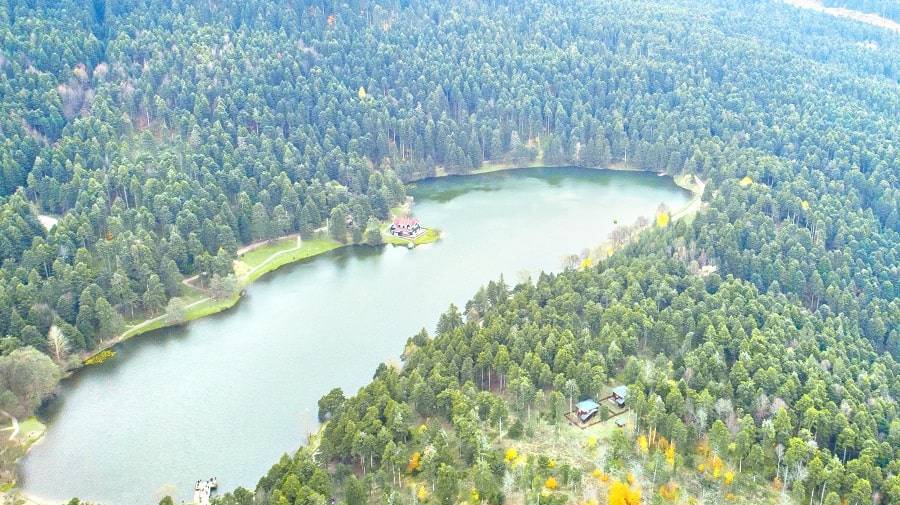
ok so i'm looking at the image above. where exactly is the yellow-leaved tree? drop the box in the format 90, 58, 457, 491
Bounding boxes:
637, 434, 649, 454
608, 481, 641, 505
406, 452, 422, 473
417, 484, 428, 502
724, 470, 735, 485
655, 211, 670, 228
665, 444, 675, 467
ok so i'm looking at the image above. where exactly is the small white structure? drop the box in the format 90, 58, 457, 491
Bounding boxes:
193, 478, 217, 505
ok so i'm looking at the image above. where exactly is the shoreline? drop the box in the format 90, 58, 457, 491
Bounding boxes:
408, 160, 703, 212
76, 229, 439, 369
404, 158, 649, 183
13, 163, 703, 499
405, 160, 705, 264
80, 162, 694, 372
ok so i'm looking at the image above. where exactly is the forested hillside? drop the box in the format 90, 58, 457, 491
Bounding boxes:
179, 0, 900, 504
2, 0, 899, 503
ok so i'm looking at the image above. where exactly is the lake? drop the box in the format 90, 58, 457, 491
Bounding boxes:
20, 167, 690, 504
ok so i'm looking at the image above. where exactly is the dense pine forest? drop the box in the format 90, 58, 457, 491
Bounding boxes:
1, 0, 898, 503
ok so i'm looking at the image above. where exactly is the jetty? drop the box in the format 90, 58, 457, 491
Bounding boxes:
193, 478, 218, 505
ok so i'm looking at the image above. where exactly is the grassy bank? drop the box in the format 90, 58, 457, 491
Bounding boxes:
90, 285, 239, 358
84, 239, 342, 365
80, 232, 426, 367
0, 416, 46, 496
382, 227, 441, 246
237, 238, 343, 284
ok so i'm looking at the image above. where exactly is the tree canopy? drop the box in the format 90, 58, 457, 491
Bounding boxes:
1, 0, 898, 502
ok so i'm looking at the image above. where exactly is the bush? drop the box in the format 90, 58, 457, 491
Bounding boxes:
507, 419, 524, 439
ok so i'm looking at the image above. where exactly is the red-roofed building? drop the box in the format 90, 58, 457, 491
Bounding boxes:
390, 216, 423, 238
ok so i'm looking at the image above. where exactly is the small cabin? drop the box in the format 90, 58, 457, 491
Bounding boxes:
611, 386, 627, 408
575, 399, 600, 423
390, 216, 423, 237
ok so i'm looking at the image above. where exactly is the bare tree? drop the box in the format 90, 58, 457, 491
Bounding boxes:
47, 325, 69, 364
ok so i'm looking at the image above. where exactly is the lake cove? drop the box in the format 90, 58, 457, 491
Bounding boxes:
20, 167, 690, 505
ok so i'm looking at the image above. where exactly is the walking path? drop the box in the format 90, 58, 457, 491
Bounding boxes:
671, 175, 706, 221
0, 410, 18, 442
235, 234, 300, 256
242, 236, 303, 279
99, 236, 304, 352
108, 296, 212, 344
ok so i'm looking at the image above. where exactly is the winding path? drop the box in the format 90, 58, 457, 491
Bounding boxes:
111, 296, 212, 344
241, 235, 304, 279
0, 410, 18, 442
670, 176, 706, 221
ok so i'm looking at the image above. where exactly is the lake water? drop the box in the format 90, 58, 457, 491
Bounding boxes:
20, 167, 689, 505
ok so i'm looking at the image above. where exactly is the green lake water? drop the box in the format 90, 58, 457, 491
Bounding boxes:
20, 167, 689, 504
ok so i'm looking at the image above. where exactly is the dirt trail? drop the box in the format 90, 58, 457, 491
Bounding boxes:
242, 236, 303, 279
235, 234, 299, 255
0, 410, 18, 441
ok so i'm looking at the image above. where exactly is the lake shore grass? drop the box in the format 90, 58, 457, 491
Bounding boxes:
82, 238, 342, 366
238, 238, 343, 284
0, 416, 47, 502
382, 226, 441, 246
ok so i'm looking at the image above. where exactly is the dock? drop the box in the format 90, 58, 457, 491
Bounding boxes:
192, 478, 218, 505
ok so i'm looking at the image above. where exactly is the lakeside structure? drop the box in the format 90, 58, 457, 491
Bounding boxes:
193, 478, 217, 505
390, 216, 425, 238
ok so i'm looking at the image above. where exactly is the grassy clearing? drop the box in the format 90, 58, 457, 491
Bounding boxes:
0, 417, 46, 492
239, 238, 301, 268
472, 159, 549, 175
382, 227, 441, 246
673, 173, 703, 194
118, 318, 166, 341
82, 238, 342, 367
16, 418, 45, 448
241, 238, 342, 284
184, 293, 241, 320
